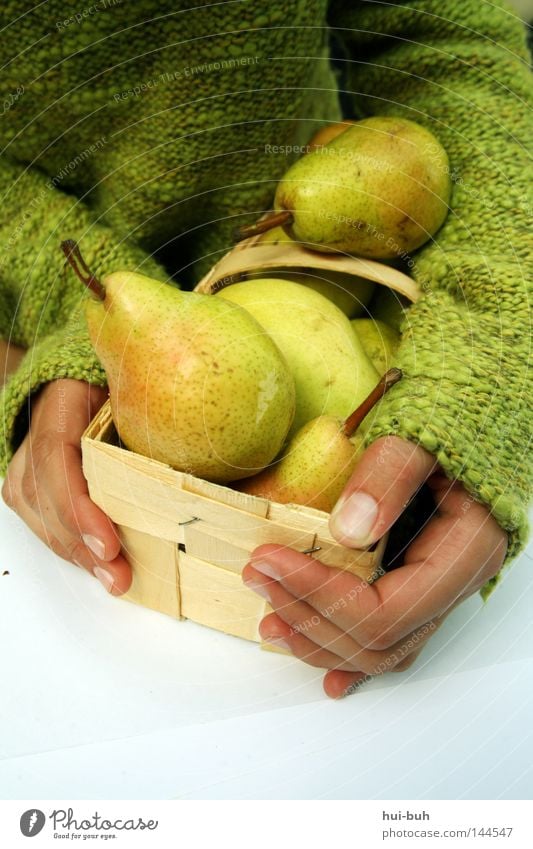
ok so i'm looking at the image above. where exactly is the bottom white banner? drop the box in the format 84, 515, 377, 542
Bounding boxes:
0, 800, 531, 847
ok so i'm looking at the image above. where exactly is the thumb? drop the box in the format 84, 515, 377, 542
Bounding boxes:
328, 435, 437, 549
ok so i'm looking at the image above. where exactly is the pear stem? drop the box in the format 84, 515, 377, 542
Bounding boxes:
233, 209, 293, 243
61, 239, 106, 301
342, 368, 402, 439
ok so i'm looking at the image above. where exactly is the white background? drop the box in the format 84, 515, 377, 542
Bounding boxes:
1, 496, 532, 800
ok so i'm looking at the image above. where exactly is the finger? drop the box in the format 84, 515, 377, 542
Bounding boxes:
23, 434, 122, 562
328, 436, 437, 548
246, 563, 371, 667
259, 612, 361, 671
323, 670, 371, 699
6, 472, 131, 595
322, 641, 427, 698
3, 386, 131, 595
244, 564, 439, 674
251, 485, 506, 651
322, 602, 457, 699
25, 381, 121, 562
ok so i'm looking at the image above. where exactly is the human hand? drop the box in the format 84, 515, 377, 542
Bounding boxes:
2, 378, 131, 595
242, 436, 507, 698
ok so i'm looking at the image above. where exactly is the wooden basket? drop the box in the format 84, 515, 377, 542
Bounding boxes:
81, 227, 420, 648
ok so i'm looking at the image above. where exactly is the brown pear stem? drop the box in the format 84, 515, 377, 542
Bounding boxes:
233, 209, 293, 243
61, 239, 106, 301
342, 368, 402, 439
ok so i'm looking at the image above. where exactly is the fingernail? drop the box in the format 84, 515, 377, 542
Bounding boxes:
329, 492, 378, 547
251, 560, 279, 580
93, 566, 114, 593
83, 534, 106, 559
263, 635, 290, 651
243, 577, 271, 601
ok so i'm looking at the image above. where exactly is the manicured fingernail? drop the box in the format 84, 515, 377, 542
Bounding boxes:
251, 560, 279, 580
83, 534, 106, 559
243, 577, 271, 601
93, 566, 114, 592
329, 492, 378, 547
263, 635, 290, 651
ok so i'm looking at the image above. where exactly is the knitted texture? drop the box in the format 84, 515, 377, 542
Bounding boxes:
0, 1, 531, 582
328, 0, 533, 575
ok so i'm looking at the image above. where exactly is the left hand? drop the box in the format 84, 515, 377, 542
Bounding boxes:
242, 436, 507, 698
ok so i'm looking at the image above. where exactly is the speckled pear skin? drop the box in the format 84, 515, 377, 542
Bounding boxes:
237, 414, 363, 512
216, 278, 379, 435
275, 116, 451, 258
84, 272, 295, 483
352, 318, 400, 374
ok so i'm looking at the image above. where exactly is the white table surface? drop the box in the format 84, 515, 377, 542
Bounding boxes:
1, 497, 532, 800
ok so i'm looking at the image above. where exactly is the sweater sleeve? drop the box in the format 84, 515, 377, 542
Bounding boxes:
327, 0, 533, 572
0, 157, 167, 474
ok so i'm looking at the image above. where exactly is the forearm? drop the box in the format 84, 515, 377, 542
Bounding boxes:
328, 0, 533, 563
0, 158, 168, 471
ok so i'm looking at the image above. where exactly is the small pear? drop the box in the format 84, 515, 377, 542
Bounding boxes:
216, 277, 379, 434
237, 117, 451, 258
352, 318, 400, 374
237, 414, 362, 511
237, 369, 402, 511
62, 241, 295, 483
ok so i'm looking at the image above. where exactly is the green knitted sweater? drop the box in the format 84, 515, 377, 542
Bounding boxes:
1, 1, 531, 579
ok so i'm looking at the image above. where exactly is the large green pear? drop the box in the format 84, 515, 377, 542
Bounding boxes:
216, 277, 379, 434
273, 116, 451, 258
62, 243, 295, 483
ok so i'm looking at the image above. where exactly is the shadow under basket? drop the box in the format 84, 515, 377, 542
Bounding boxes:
81, 226, 420, 650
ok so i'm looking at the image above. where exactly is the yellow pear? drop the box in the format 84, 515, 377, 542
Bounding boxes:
62, 241, 295, 483
306, 120, 356, 152
216, 277, 379, 434
237, 117, 451, 259
352, 318, 400, 374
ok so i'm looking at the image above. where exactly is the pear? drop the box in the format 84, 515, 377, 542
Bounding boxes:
61, 241, 295, 483
237, 413, 361, 510
237, 369, 402, 511
236, 117, 451, 258
216, 277, 379, 434
306, 120, 355, 152
352, 318, 400, 374
256, 225, 294, 246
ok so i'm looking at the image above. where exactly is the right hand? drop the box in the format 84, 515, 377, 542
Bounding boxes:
2, 378, 131, 595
